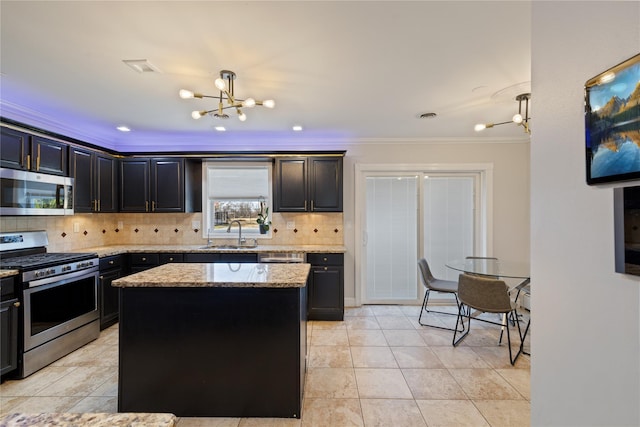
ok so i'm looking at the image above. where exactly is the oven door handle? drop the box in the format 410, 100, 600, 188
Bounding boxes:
27, 266, 99, 289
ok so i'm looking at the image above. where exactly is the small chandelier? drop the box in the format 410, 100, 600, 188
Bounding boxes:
179, 70, 275, 122
474, 93, 531, 134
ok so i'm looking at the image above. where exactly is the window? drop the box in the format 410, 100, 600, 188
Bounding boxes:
202, 161, 272, 238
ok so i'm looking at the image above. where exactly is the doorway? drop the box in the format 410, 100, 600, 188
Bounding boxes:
355, 163, 493, 305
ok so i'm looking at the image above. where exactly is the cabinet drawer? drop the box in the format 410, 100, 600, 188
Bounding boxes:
307, 253, 344, 266
100, 255, 123, 271
130, 253, 160, 266
159, 253, 184, 264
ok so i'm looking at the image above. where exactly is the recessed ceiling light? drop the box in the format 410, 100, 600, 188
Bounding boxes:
215, 126, 226, 132
116, 126, 131, 132
122, 59, 161, 73
292, 125, 303, 131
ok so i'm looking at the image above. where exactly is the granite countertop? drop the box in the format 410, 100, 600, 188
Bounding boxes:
113, 262, 311, 288
0, 412, 176, 426
77, 244, 346, 258
0, 269, 19, 278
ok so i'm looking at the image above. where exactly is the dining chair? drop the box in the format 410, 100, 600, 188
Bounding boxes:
417, 258, 464, 332
453, 273, 524, 365
466, 256, 522, 328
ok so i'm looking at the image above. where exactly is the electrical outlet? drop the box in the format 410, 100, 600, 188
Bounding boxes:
73, 222, 80, 233
287, 221, 295, 230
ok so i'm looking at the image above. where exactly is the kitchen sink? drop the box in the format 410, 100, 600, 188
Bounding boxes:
199, 244, 258, 249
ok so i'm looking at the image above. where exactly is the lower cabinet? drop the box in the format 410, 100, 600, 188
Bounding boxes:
1, 276, 19, 378
129, 253, 160, 273
307, 253, 344, 321
99, 255, 124, 330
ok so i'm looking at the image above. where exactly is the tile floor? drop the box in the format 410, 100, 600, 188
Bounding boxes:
0, 305, 530, 426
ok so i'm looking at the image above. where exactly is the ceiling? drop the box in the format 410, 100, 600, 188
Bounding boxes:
0, 1, 532, 151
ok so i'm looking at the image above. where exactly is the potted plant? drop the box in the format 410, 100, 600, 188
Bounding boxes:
256, 201, 270, 234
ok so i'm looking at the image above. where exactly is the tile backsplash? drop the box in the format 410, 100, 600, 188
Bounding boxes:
0, 212, 344, 252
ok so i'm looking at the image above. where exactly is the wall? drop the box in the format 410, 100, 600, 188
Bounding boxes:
531, 2, 640, 425
0, 212, 344, 252
341, 140, 530, 303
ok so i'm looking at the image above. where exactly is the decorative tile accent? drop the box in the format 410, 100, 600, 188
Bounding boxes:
154, 228, 159, 233
335, 228, 339, 233
134, 228, 139, 233
61, 232, 67, 238
294, 228, 298, 233
274, 228, 278, 233
102, 229, 106, 234
83, 230, 88, 236
314, 228, 318, 233
115, 228, 120, 233
193, 229, 199, 233
174, 228, 179, 233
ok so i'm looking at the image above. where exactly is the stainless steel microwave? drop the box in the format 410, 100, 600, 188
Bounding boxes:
0, 168, 74, 215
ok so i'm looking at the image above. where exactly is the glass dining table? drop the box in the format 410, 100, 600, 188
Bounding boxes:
445, 258, 531, 354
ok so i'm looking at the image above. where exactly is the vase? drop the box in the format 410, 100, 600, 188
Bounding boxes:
259, 224, 269, 234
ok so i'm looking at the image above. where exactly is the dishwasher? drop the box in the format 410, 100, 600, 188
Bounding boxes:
258, 252, 306, 263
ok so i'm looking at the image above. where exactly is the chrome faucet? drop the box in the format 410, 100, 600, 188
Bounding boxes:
226, 220, 244, 245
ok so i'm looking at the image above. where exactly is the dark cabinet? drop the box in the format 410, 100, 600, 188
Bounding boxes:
120, 158, 195, 213
1, 276, 19, 378
99, 255, 124, 330
274, 157, 342, 212
71, 147, 118, 213
159, 253, 184, 264
0, 128, 68, 176
307, 253, 344, 321
129, 253, 160, 273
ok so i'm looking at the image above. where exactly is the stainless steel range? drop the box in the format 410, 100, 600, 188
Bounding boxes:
0, 231, 100, 378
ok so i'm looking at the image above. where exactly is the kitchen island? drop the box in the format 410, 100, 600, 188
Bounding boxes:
112, 262, 310, 418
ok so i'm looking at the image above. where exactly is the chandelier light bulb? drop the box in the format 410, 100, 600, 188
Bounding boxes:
191, 110, 204, 120
474, 123, 487, 132
512, 113, 524, 124
243, 98, 256, 108
262, 99, 275, 109
214, 78, 226, 91
238, 110, 247, 121
179, 89, 194, 99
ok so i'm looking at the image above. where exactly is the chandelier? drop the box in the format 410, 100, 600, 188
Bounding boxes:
179, 70, 275, 122
474, 93, 531, 134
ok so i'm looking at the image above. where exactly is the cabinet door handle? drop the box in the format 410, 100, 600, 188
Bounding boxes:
99, 275, 104, 280
145, 201, 149, 212
304, 200, 307, 210
26, 154, 31, 170
13, 301, 20, 308
152, 201, 156, 212
169, 257, 174, 261
98, 200, 101, 211
141, 257, 147, 261
311, 200, 314, 211
109, 260, 114, 265
323, 257, 328, 262
324, 266, 328, 271
36, 145, 41, 170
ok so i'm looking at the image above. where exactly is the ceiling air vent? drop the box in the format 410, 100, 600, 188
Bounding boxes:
122, 59, 161, 73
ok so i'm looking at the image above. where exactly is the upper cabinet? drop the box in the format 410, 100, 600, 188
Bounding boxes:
273, 156, 343, 212
0, 128, 68, 176
120, 158, 201, 213
70, 147, 118, 213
